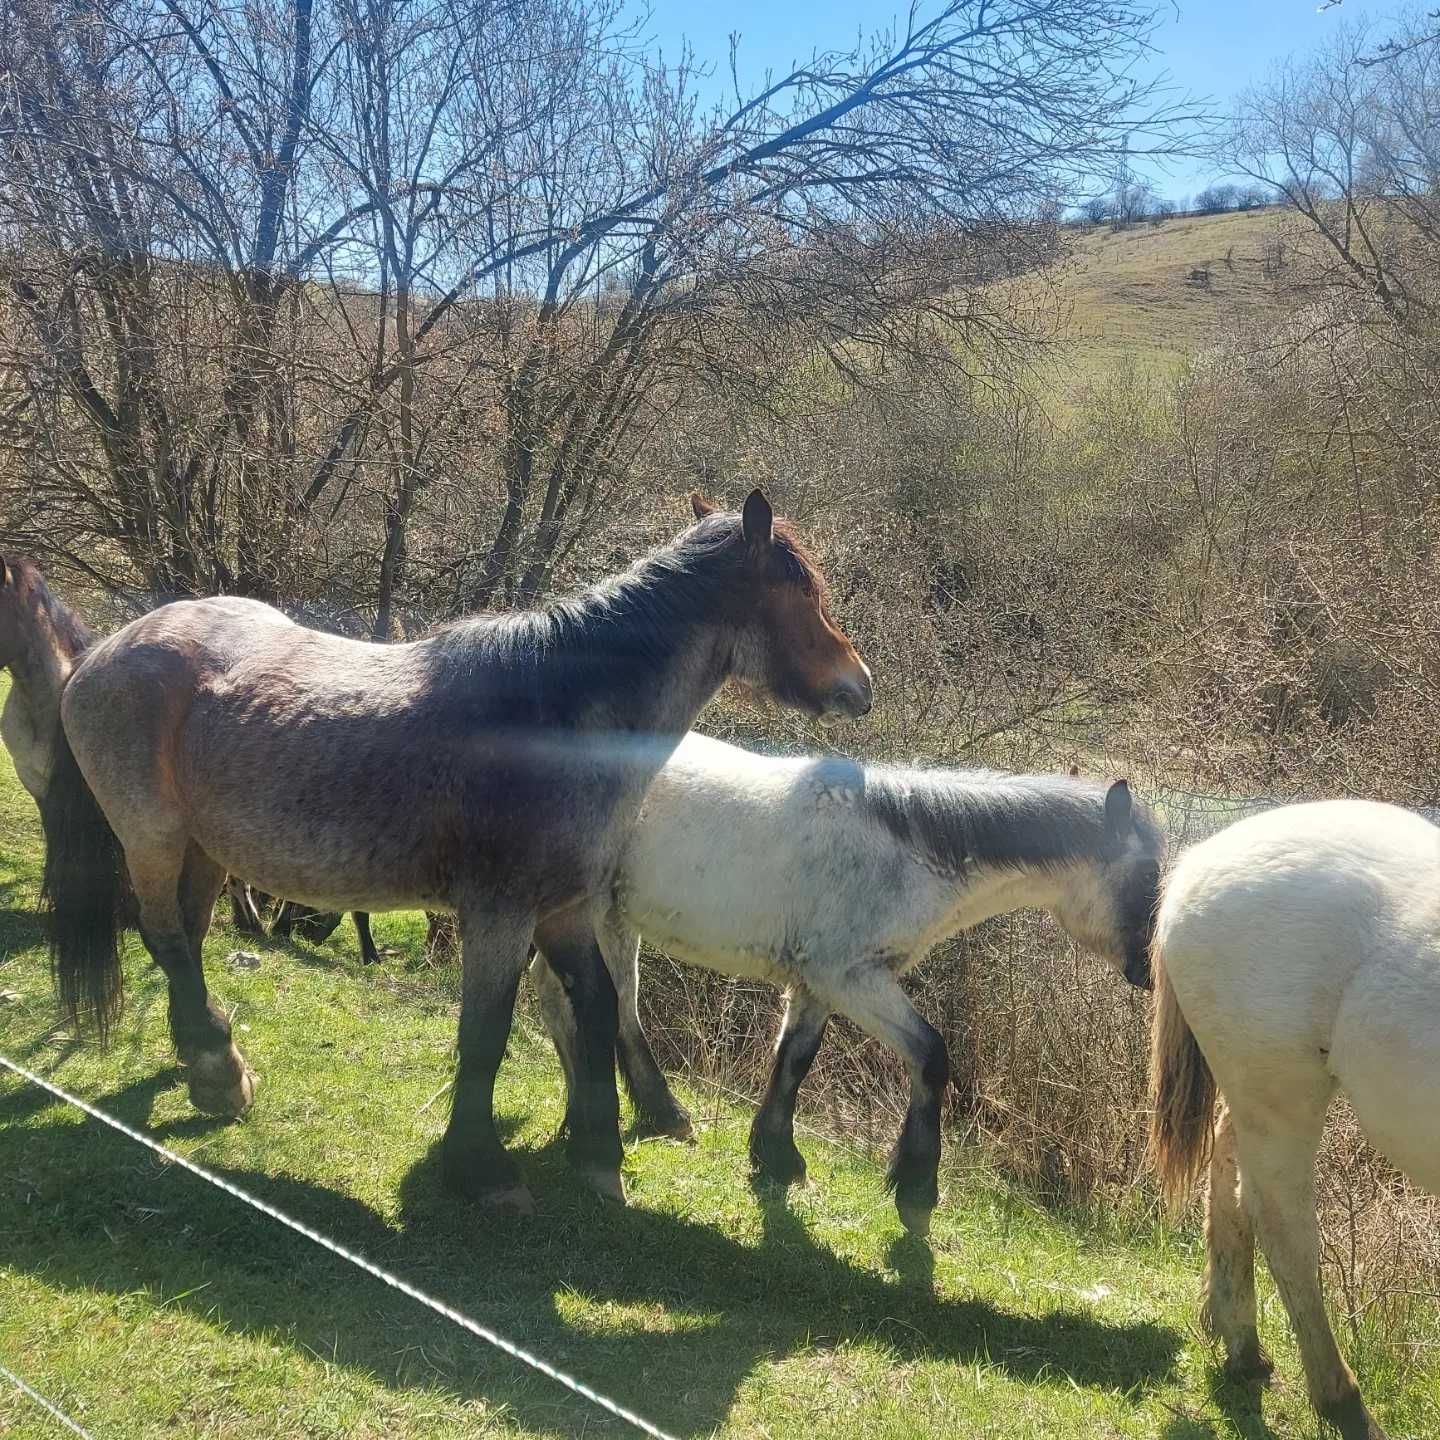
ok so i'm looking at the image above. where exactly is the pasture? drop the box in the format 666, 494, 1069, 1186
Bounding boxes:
2, 708, 1437, 1439
1055, 209, 1290, 377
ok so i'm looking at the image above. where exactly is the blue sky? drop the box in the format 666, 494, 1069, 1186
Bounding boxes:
642, 0, 1405, 200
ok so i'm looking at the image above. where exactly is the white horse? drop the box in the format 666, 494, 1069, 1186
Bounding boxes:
1150, 799, 1440, 1440
534, 732, 1164, 1235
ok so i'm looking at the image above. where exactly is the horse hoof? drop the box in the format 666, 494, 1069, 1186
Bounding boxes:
1320, 1389, 1387, 1440
480, 1184, 536, 1217
635, 1109, 696, 1143
580, 1167, 627, 1204
897, 1199, 933, 1237
1222, 1341, 1274, 1386
749, 1130, 808, 1187
186, 1050, 257, 1118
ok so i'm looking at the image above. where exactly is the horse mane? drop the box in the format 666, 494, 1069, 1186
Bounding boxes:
821, 759, 1163, 878
3, 557, 97, 660
427, 512, 825, 701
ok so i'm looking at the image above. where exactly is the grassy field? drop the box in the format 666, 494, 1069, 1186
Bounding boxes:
1053, 208, 1292, 378
1, 726, 1436, 1439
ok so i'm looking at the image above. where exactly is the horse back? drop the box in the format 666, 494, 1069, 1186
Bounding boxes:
1157, 799, 1440, 1072
63, 596, 613, 913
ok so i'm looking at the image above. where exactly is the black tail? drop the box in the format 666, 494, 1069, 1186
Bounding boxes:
40, 726, 131, 1041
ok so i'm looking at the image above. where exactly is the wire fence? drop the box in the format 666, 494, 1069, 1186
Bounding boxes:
0, 1362, 97, 1439
0, 1053, 678, 1440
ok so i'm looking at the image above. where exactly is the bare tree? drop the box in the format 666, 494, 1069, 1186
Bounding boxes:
1221, 11, 1440, 324
0, 0, 1193, 621
1193, 182, 1239, 214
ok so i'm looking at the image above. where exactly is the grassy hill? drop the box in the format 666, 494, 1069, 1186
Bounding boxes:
2, 696, 1437, 1438
1053, 208, 1294, 378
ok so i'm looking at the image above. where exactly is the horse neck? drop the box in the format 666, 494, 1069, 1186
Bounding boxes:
1, 594, 84, 798
543, 564, 736, 739
937, 861, 1076, 936
4, 603, 79, 727
888, 770, 1108, 937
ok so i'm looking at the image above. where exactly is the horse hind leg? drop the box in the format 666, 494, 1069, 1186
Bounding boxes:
818, 967, 949, 1237
749, 988, 828, 1187
602, 916, 692, 1141
1202, 1101, 1271, 1382
1233, 1095, 1386, 1440
529, 947, 579, 1106
156, 842, 256, 1117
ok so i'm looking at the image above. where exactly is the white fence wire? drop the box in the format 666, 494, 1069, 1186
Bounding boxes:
0, 1053, 678, 1440
0, 1362, 97, 1439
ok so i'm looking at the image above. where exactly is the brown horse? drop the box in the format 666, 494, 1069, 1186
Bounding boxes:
41, 491, 871, 1210
0, 555, 95, 803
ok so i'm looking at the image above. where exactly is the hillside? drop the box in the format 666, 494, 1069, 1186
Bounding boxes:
1054, 207, 1294, 376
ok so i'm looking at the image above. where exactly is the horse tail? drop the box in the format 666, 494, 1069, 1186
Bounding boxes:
1147, 935, 1216, 1207
40, 724, 131, 1042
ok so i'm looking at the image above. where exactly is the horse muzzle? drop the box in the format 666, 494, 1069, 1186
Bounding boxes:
1124, 948, 1154, 990
823, 667, 873, 722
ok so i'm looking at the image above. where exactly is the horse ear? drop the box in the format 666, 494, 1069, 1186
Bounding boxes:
741, 488, 774, 550
690, 492, 718, 520
1104, 779, 1133, 835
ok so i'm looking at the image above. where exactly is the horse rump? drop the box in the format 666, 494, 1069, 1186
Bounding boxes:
40, 725, 131, 1041
1147, 942, 1217, 1206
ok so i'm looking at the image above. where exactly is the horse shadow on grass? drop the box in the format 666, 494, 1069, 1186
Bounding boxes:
0, 870, 48, 956
1157, 1367, 1284, 1440
0, 1072, 1184, 1437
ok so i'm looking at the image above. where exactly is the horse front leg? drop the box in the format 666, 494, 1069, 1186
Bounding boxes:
821, 968, 949, 1236
534, 909, 625, 1202
442, 904, 536, 1213
352, 912, 380, 965
600, 914, 693, 1141
227, 877, 266, 935
749, 987, 829, 1186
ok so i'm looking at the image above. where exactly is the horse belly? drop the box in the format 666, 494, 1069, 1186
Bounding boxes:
1330, 959, 1440, 1194
177, 698, 450, 909
616, 892, 790, 983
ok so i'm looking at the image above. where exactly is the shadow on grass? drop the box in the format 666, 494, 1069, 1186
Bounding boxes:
1154, 1327, 1283, 1439
0, 905, 46, 953
0, 864, 47, 955
0, 1071, 1184, 1438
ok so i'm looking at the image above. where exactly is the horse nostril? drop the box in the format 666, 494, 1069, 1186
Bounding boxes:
832, 675, 872, 718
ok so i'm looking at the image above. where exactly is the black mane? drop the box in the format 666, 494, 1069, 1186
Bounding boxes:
807, 756, 1163, 877
5, 557, 97, 659
426, 512, 821, 721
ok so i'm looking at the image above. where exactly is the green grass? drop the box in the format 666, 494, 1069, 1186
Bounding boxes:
1036, 208, 1293, 386
0, 717, 1435, 1439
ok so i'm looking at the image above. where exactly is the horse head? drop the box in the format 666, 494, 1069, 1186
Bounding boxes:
690, 489, 872, 723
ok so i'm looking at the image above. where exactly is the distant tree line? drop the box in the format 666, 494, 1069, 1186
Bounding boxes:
1073, 180, 1273, 228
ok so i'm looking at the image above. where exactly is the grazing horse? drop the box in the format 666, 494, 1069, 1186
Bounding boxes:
41, 491, 872, 1209
0, 555, 95, 802
1150, 800, 1440, 1440
272, 899, 382, 966
533, 734, 1163, 1234
230, 882, 382, 967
